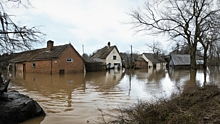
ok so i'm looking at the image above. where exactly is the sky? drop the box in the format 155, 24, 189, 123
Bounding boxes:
4, 0, 171, 55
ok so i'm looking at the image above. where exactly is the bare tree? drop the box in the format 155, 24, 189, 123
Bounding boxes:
2, 0, 32, 8
0, 0, 44, 53
147, 41, 161, 54
171, 42, 190, 54
199, 28, 220, 68
129, 0, 220, 69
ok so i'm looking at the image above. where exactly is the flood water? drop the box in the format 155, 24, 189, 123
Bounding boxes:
6, 66, 220, 124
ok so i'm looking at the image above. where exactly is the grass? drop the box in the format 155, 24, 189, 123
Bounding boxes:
98, 85, 220, 124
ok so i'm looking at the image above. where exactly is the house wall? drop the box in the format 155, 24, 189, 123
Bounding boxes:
15, 63, 24, 78
169, 59, 174, 67
18, 46, 85, 74
156, 62, 167, 68
141, 54, 153, 67
16, 63, 24, 72
51, 46, 84, 73
25, 60, 52, 73
135, 60, 148, 69
105, 48, 122, 69
155, 63, 167, 70
142, 54, 167, 69
85, 62, 106, 72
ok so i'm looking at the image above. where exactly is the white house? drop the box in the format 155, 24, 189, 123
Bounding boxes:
141, 53, 167, 68
87, 42, 122, 69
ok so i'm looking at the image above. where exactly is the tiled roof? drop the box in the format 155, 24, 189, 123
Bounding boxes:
143, 53, 166, 63
170, 54, 190, 65
10, 44, 71, 63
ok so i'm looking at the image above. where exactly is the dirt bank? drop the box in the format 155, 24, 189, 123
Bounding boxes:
104, 85, 220, 124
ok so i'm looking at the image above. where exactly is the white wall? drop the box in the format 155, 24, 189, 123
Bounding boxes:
105, 48, 122, 68
141, 54, 153, 67
142, 54, 167, 69
156, 62, 167, 68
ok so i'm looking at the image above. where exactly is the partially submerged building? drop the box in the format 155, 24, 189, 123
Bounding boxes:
169, 54, 203, 69
135, 57, 148, 69
86, 42, 122, 71
135, 53, 167, 69
9, 40, 85, 74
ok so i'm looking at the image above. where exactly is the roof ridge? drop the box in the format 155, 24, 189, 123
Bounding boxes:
27, 49, 48, 61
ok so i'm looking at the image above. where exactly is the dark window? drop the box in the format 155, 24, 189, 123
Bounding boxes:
32, 63, 36, 68
113, 56, 116, 60
66, 58, 73, 62
59, 69, 65, 74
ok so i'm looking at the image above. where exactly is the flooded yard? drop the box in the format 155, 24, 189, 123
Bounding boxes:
7, 67, 220, 124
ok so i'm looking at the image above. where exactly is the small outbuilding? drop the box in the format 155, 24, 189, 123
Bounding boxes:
169, 54, 204, 69
135, 57, 148, 69
137, 53, 166, 69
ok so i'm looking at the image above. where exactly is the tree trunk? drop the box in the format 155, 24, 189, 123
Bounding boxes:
203, 69, 207, 86
203, 48, 208, 69
190, 43, 197, 70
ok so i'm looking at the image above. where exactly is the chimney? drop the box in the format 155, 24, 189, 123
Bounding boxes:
47, 40, 54, 50
107, 42, 110, 48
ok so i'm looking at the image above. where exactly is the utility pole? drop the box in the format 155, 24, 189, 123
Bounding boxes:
130, 45, 132, 69
82, 44, 84, 55
129, 45, 133, 95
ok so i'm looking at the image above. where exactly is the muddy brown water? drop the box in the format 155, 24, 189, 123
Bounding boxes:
6, 67, 220, 124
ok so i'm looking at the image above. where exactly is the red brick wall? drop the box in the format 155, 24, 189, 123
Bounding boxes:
52, 46, 85, 74
25, 60, 51, 73
20, 46, 85, 74
135, 60, 148, 69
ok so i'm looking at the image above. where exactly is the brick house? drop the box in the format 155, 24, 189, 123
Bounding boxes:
9, 40, 85, 74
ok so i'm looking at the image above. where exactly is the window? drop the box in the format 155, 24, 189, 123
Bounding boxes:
59, 69, 65, 74
66, 58, 73, 62
113, 56, 116, 60
32, 63, 36, 68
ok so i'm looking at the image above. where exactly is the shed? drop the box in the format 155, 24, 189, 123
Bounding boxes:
169, 54, 204, 69
141, 53, 167, 68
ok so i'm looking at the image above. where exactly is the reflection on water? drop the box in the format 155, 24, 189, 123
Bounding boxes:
7, 67, 220, 124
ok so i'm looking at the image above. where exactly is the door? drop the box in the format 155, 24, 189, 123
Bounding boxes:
23, 64, 26, 73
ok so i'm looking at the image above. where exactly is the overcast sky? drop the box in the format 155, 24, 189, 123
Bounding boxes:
5, 0, 171, 55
